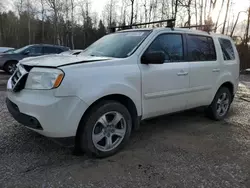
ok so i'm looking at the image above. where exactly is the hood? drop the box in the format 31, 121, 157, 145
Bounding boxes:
20, 54, 112, 67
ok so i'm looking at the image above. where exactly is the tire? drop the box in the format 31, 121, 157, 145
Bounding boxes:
77, 100, 132, 158
206, 87, 232, 120
4, 61, 17, 75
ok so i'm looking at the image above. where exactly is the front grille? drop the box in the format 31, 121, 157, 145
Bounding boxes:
11, 68, 22, 87
11, 65, 29, 92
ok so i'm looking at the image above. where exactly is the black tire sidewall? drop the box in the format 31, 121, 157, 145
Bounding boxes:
210, 87, 232, 120
79, 101, 132, 158
4, 61, 16, 74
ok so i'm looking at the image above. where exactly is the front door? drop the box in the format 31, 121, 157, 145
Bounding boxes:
139, 33, 190, 119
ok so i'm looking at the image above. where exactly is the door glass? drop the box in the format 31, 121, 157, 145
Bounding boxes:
187, 35, 216, 61
44, 47, 58, 54
146, 34, 184, 62
218, 38, 235, 60
28, 46, 43, 55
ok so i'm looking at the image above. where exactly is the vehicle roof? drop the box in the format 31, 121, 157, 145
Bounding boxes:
117, 27, 231, 39
30, 44, 70, 49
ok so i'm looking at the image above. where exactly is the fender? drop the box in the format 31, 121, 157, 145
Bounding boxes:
212, 70, 235, 102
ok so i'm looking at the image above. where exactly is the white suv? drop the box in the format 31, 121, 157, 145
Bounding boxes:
6, 28, 239, 157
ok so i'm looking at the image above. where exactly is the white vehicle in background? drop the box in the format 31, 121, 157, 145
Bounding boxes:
6, 21, 239, 158
0, 47, 15, 54
60, 49, 83, 55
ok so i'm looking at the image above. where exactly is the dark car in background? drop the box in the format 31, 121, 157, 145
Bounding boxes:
0, 44, 69, 74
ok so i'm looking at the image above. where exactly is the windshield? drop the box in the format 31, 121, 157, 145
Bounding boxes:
8, 45, 32, 54
80, 31, 151, 58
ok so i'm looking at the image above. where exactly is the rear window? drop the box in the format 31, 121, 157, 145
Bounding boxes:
187, 35, 217, 61
219, 38, 235, 60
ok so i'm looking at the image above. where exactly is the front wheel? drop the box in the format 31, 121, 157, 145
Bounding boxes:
77, 101, 132, 158
206, 87, 232, 120
4, 61, 17, 75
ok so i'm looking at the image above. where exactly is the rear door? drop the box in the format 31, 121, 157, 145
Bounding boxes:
139, 32, 190, 119
185, 34, 219, 108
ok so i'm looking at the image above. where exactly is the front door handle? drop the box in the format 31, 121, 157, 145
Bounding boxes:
177, 71, 188, 76
213, 68, 220, 72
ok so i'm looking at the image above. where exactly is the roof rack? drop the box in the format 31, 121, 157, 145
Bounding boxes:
180, 24, 213, 34
108, 19, 176, 33
108, 20, 213, 34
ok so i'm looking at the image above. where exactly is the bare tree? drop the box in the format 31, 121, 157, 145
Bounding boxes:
231, 11, 246, 37
103, 0, 116, 27
174, 0, 178, 20
194, 0, 198, 25
214, 0, 224, 32
199, 0, 203, 25
208, 0, 217, 17
46, 0, 63, 44
70, 0, 75, 49
40, 0, 45, 43
204, 0, 208, 21
179, 0, 192, 27
143, 0, 148, 23
130, 0, 135, 25
245, 7, 250, 45
221, 0, 230, 34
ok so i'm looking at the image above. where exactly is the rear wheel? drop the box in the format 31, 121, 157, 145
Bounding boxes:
206, 87, 232, 120
77, 100, 132, 158
4, 61, 17, 75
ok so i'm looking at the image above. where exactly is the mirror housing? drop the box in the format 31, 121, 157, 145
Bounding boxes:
141, 51, 165, 64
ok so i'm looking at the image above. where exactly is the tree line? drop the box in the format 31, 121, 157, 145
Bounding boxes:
0, 0, 250, 49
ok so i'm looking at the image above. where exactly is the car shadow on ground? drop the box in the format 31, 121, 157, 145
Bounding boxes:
0, 70, 9, 75
4, 106, 235, 158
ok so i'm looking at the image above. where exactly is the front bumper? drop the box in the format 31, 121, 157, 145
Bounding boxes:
6, 98, 42, 130
6, 88, 89, 138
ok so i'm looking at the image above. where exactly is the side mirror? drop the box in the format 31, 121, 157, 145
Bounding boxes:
23, 50, 30, 55
141, 51, 165, 64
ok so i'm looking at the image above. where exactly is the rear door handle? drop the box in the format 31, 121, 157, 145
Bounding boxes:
213, 68, 220, 72
177, 71, 188, 76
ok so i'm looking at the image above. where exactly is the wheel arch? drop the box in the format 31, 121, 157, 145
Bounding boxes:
3, 60, 19, 72
4, 60, 19, 67
75, 94, 141, 145
219, 81, 234, 96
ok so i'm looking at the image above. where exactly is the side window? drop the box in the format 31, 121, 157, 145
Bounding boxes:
28, 46, 43, 55
146, 34, 184, 62
44, 47, 58, 54
56, 48, 64, 53
219, 38, 235, 60
187, 35, 216, 61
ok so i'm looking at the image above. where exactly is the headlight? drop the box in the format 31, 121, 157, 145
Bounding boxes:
25, 67, 64, 90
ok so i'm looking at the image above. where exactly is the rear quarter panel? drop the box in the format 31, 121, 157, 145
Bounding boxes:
213, 36, 239, 100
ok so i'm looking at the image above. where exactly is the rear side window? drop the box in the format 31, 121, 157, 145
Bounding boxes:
44, 47, 59, 54
56, 48, 64, 53
219, 38, 235, 60
187, 35, 216, 61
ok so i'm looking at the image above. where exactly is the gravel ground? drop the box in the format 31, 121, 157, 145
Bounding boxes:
0, 72, 250, 188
